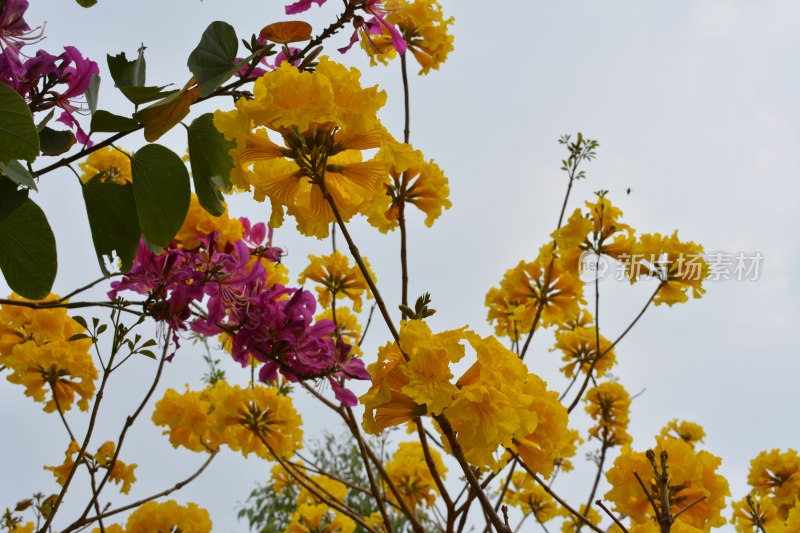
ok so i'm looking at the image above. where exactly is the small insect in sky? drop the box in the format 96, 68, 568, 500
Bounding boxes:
626, 187, 633, 195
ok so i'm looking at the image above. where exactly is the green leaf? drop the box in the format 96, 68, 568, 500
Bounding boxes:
107, 47, 146, 88
0, 177, 28, 223
118, 85, 177, 106
82, 174, 141, 274
188, 21, 239, 97
133, 87, 199, 142
0, 160, 37, 191
131, 144, 190, 248
0, 198, 57, 299
187, 113, 234, 216
91, 110, 140, 133
85, 74, 101, 114
76, 0, 97, 6
38, 127, 76, 156
138, 349, 156, 359
36, 109, 55, 132
0, 82, 40, 163
68, 333, 90, 341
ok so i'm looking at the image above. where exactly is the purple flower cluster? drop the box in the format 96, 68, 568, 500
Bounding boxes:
0, 0, 98, 144
109, 220, 369, 406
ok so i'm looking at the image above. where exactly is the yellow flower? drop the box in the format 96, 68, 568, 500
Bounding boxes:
385, 441, 447, 509
174, 194, 244, 250
559, 507, 602, 533
9, 523, 35, 533
284, 503, 356, 533
296, 474, 348, 506
213, 58, 388, 238
503, 471, 558, 522
270, 461, 299, 492
123, 500, 212, 533
659, 419, 706, 447
552, 325, 616, 379
367, 0, 455, 75
584, 381, 632, 447
79, 146, 132, 184
0, 294, 96, 412
299, 251, 374, 312
604, 437, 730, 530
45, 440, 137, 494
367, 139, 452, 232
152, 385, 223, 452
44, 440, 81, 487
512, 374, 579, 478
315, 306, 362, 355
731, 495, 787, 533
632, 231, 709, 306
747, 449, 800, 519
207, 381, 304, 460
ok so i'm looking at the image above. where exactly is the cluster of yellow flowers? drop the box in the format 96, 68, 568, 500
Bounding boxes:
584, 381, 632, 447
487, 195, 709, 344
384, 441, 447, 509
361, 320, 575, 473
604, 423, 730, 531
363, 0, 455, 75
502, 471, 559, 523
45, 440, 137, 494
213, 57, 451, 239
299, 251, 375, 313
92, 500, 212, 533
151, 380, 303, 460
174, 194, 245, 250
79, 146, 132, 185
731, 448, 800, 532
0, 294, 96, 412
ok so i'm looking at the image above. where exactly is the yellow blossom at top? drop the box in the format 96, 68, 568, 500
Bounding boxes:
299, 251, 375, 312
503, 471, 559, 523
284, 503, 355, 533
584, 381, 632, 447
604, 437, 730, 531
213, 58, 389, 238
385, 441, 447, 509
366, 139, 452, 232
79, 146, 132, 184
632, 231, 709, 306
365, 0, 455, 75
174, 194, 244, 250
0, 294, 96, 412
659, 419, 706, 447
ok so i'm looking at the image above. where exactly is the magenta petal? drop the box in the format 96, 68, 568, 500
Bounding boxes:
374, 13, 407, 55
329, 377, 358, 406
285, 0, 325, 15
337, 29, 360, 54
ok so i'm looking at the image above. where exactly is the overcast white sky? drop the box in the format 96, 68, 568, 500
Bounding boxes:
2, 1, 799, 531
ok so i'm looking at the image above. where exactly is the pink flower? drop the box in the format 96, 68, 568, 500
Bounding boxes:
285, 0, 325, 15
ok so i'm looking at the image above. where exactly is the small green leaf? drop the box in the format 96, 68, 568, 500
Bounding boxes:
36, 109, 55, 132
73, 315, 88, 330
39, 127, 76, 156
187, 113, 234, 215
91, 110, 140, 133
131, 144, 190, 248
96, 323, 108, 335
82, 174, 141, 274
85, 74, 101, 114
188, 21, 239, 97
0, 199, 57, 299
68, 333, 91, 341
0, 160, 37, 191
0, 177, 28, 222
118, 86, 177, 106
138, 349, 156, 359
0, 82, 40, 163
107, 47, 146, 88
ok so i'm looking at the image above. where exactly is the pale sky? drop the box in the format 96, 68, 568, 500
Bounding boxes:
2, 1, 799, 531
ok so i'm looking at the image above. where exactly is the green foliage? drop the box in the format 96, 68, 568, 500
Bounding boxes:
82, 174, 141, 274
0, 82, 40, 163
0, 199, 57, 299
0, 178, 28, 222
108, 47, 177, 107
90, 110, 140, 133
0, 160, 37, 191
187, 113, 235, 216
187, 21, 240, 97
38, 127, 76, 156
130, 144, 191, 248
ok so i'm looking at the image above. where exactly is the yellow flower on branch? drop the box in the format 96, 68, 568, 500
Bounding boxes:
213, 58, 389, 238
553, 325, 616, 379
503, 471, 559, 523
632, 231, 709, 306
385, 441, 447, 509
174, 194, 244, 250
284, 503, 355, 533
747, 449, 800, 520
45, 440, 137, 494
731, 495, 787, 533
0, 294, 96, 413
584, 381, 632, 447
79, 146, 132, 184
659, 419, 706, 447
299, 251, 375, 312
